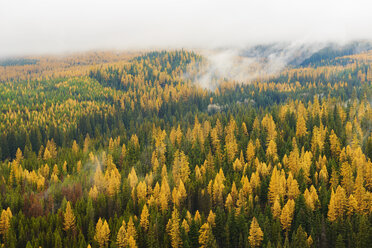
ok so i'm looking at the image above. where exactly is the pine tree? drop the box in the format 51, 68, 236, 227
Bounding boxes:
335, 234, 345, 248
292, 225, 309, 248
248, 217, 264, 248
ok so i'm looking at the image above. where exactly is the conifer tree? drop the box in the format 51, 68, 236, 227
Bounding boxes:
167, 209, 182, 248
272, 197, 281, 219
140, 204, 149, 231
94, 218, 110, 248
199, 223, 217, 248
280, 199, 295, 233
63, 201, 76, 232
296, 114, 307, 137
116, 220, 127, 248
248, 217, 264, 248
0, 208, 12, 241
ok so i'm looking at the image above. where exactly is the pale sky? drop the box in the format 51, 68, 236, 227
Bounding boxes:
0, 0, 371, 57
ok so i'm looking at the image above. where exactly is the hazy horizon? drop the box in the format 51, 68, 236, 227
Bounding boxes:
1, 0, 372, 58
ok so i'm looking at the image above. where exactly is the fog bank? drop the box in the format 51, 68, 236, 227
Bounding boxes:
1, 0, 372, 57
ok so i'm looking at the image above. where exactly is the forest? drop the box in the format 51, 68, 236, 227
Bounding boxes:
0, 49, 371, 248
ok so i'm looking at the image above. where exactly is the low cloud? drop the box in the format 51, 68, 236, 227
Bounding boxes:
1, 0, 372, 57
191, 42, 325, 89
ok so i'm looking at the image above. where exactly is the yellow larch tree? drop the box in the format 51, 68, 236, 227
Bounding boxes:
153, 127, 167, 165
43, 147, 52, 161
266, 139, 278, 162
225, 193, 234, 211
311, 124, 327, 153
105, 161, 121, 197
63, 201, 76, 232
318, 157, 329, 183
127, 236, 137, 248
72, 140, 79, 155
272, 197, 281, 219
207, 210, 216, 227
194, 210, 201, 223
0, 208, 12, 241
248, 217, 264, 248
296, 114, 307, 137
299, 148, 312, 183
199, 223, 217, 248
46, 139, 57, 158
167, 208, 182, 248
242, 122, 248, 136
347, 194, 358, 216
181, 219, 189, 233
304, 186, 319, 211
172, 180, 187, 208
136, 181, 147, 203
225, 119, 238, 163
160, 177, 171, 212
328, 186, 347, 222
268, 167, 286, 204
94, 165, 105, 193
172, 150, 190, 185
261, 114, 277, 143
116, 220, 127, 248
246, 140, 256, 165
250, 172, 261, 193
329, 130, 341, 157
126, 217, 137, 242
340, 162, 354, 195
354, 170, 367, 213
211, 169, 225, 206
286, 172, 300, 200
233, 158, 243, 172
140, 204, 149, 231
287, 138, 300, 175
329, 168, 339, 190
94, 218, 110, 248
128, 167, 138, 189
280, 199, 295, 233
15, 148, 23, 163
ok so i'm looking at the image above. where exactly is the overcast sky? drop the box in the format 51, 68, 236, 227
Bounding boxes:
0, 0, 371, 57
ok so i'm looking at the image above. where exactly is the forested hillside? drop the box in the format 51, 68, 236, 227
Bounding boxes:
0, 49, 371, 248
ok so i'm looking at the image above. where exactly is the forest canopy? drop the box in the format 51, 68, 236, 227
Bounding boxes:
0, 49, 371, 248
